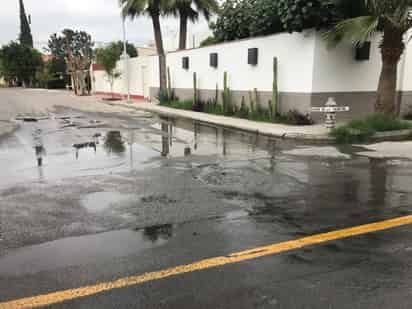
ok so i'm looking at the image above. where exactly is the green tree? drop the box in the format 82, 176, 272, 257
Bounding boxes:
46, 29, 94, 95
276, 0, 366, 33
276, 0, 336, 33
171, 0, 219, 50
120, 0, 169, 92
44, 34, 69, 87
0, 42, 42, 86
248, 0, 283, 36
210, 0, 253, 42
200, 35, 220, 47
19, 0, 33, 47
100, 41, 138, 58
96, 43, 124, 98
35, 58, 68, 89
210, 0, 283, 42
46, 33, 66, 61
0, 58, 4, 79
324, 0, 412, 115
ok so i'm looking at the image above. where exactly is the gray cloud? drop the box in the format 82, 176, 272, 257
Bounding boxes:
0, 0, 210, 50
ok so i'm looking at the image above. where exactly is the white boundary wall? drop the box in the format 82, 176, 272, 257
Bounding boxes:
165, 32, 316, 93
92, 56, 155, 99
312, 34, 411, 93
92, 31, 412, 110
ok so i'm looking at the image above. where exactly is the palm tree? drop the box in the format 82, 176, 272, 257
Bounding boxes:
172, 0, 219, 50
120, 0, 168, 91
325, 0, 412, 115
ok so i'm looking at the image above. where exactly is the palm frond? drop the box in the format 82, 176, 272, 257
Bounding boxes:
323, 15, 379, 47
193, 0, 219, 20
384, 0, 412, 32
119, 0, 154, 19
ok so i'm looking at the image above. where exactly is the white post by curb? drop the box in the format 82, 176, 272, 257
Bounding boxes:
311, 97, 350, 130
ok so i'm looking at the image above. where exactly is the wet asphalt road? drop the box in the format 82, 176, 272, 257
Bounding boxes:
1, 89, 412, 308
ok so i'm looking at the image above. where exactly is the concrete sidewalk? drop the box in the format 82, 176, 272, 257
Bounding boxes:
108, 100, 332, 141
0, 88, 331, 141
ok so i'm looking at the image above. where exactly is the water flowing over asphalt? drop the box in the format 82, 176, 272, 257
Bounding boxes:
2, 93, 412, 308
1, 107, 411, 256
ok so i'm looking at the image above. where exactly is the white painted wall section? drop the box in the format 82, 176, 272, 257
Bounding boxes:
92, 31, 412, 102
312, 33, 412, 93
166, 32, 316, 93
92, 56, 153, 98
399, 40, 412, 92
311, 34, 382, 93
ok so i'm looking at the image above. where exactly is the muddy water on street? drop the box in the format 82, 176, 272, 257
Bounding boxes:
1, 109, 412, 262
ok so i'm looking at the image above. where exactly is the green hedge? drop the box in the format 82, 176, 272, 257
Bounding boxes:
331, 114, 412, 144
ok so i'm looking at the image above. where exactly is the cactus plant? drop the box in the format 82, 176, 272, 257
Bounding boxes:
167, 67, 172, 100
249, 90, 255, 114
193, 72, 198, 104
222, 71, 232, 115
254, 88, 260, 112
239, 96, 249, 119
214, 83, 219, 107
268, 100, 274, 121
222, 71, 227, 113
271, 57, 279, 118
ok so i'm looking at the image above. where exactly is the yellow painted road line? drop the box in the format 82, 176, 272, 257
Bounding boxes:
2, 214, 412, 309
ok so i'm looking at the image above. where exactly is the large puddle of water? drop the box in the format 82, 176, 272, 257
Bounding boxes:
0, 111, 295, 188
2, 108, 412, 267
0, 226, 173, 276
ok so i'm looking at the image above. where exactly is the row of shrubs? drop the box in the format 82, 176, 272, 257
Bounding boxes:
331, 113, 412, 143
158, 90, 314, 126
159, 89, 412, 143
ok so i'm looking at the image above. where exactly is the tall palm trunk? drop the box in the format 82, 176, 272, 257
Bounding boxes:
151, 12, 167, 91
375, 28, 404, 115
179, 12, 188, 50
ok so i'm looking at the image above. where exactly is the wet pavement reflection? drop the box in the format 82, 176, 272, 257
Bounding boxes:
1, 108, 412, 262
104, 131, 126, 155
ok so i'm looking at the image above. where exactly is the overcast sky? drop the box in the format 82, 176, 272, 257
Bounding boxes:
0, 0, 210, 50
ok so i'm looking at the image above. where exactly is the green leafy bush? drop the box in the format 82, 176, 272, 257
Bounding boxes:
277, 0, 336, 33
331, 124, 375, 144
331, 114, 411, 143
158, 89, 178, 105
200, 36, 220, 47
282, 110, 314, 125
204, 99, 223, 115
404, 114, 412, 121
160, 97, 316, 126
364, 113, 411, 131
235, 96, 250, 119
167, 100, 194, 110
210, 0, 283, 43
